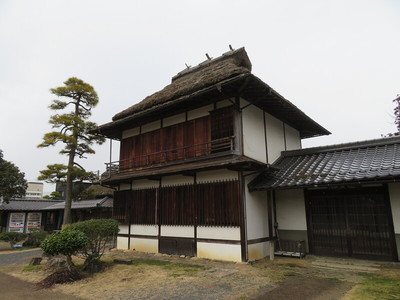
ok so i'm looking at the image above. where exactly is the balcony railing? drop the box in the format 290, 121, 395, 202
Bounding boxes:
104, 136, 235, 177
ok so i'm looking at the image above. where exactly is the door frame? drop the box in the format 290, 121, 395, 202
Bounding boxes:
304, 185, 398, 261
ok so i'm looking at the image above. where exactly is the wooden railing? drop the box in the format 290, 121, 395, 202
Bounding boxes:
105, 136, 235, 177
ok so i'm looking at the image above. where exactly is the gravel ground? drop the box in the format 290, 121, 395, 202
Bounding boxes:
0, 249, 43, 265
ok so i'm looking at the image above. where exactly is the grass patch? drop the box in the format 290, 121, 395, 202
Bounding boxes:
351, 272, 400, 300
23, 265, 43, 272
129, 258, 208, 277
131, 259, 172, 266
326, 277, 340, 281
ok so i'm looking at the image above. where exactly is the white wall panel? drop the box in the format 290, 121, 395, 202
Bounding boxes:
132, 179, 159, 189
130, 238, 158, 253
119, 225, 129, 234
265, 112, 285, 163
119, 183, 131, 191
284, 124, 301, 151
389, 183, 400, 233
161, 175, 194, 186
245, 174, 269, 240
248, 242, 269, 261
275, 189, 307, 230
242, 104, 267, 163
163, 113, 186, 127
197, 242, 241, 262
196, 169, 238, 183
117, 237, 129, 250
187, 104, 213, 120
216, 99, 233, 109
197, 226, 240, 240
122, 127, 140, 139
141, 120, 161, 133
130, 225, 158, 236
161, 225, 194, 238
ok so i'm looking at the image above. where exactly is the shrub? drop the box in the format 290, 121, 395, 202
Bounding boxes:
65, 219, 119, 273
23, 228, 48, 247
41, 230, 88, 271
0, 232, 27, 247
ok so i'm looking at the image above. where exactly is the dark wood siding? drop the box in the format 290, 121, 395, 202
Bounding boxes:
306, 187, 398, 261
113, 180, 240, 227
197, 180, 240, 226
113, 190, 130, 224
119, 107, 235, 169
113, 188, 157, 225
160, 185, 195, 225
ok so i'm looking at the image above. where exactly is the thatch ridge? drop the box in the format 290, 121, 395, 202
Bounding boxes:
112, 48, 251, 121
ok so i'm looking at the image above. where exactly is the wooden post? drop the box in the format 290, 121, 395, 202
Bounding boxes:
269, 240, 275, 261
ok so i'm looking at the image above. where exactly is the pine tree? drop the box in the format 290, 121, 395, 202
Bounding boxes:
38, 77, 105, 225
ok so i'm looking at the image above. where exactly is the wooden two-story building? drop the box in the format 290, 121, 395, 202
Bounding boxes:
92, 47, 330, 262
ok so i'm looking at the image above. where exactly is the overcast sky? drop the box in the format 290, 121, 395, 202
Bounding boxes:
1, 0, 399, 194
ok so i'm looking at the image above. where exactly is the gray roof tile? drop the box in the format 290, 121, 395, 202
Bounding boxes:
249, 136, 400, 191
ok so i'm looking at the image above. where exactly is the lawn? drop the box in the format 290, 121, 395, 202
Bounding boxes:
345, 270, 400, 300
0, 250, 399, 300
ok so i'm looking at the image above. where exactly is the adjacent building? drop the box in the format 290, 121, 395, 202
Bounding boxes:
25, 182, 44, 199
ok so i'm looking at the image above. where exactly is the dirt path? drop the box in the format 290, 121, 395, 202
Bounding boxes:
0, 271, 82, 300
0, 249, 43, 265
253, 275, 354, 300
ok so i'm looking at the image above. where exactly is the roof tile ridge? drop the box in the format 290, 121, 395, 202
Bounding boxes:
282, 136, 400, 157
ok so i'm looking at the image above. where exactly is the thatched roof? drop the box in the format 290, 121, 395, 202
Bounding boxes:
93, 47, 330, 139
113, 48, 252, 121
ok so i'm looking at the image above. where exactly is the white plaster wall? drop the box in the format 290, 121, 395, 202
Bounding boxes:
197, 242, 241, 262
119, 183, 131, 191
242, 104, 267, 163
284, 124, 301, 151
187, 104, 213, 120
117, 237, 129, 250
196, 169, 239, 183
389, 183, 400, 233
161, 225, 195, 238
197, 226, 240, 240
141, 120, 161, 133
216, 99, 233, 109
119, 225, 129, 234
265, 112, 285, 163
248, 242, 270, 261
245, 174, 269, 240
161, 175, 194, 186
163, 113, 185, 127
130, 225, 158, 236
275, 189, 307, 230
130, 238, 158, 253
132, 179, 159, 189
122, 127, 140, 139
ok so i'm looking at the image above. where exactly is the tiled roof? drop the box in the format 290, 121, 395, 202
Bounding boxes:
249, 136, 400, 191
0, 199, 63, 211
46, 197, 113, 210
0, 197, 113, 211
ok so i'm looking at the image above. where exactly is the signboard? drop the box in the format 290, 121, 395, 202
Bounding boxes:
8, 212, 25, 233
27, 212, 42, 231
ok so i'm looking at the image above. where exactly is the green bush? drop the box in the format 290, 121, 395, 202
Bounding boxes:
41, 230, 88, 270
65, 219, 119, 273
0, 232, 27, 247
23, 228, 48, 247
